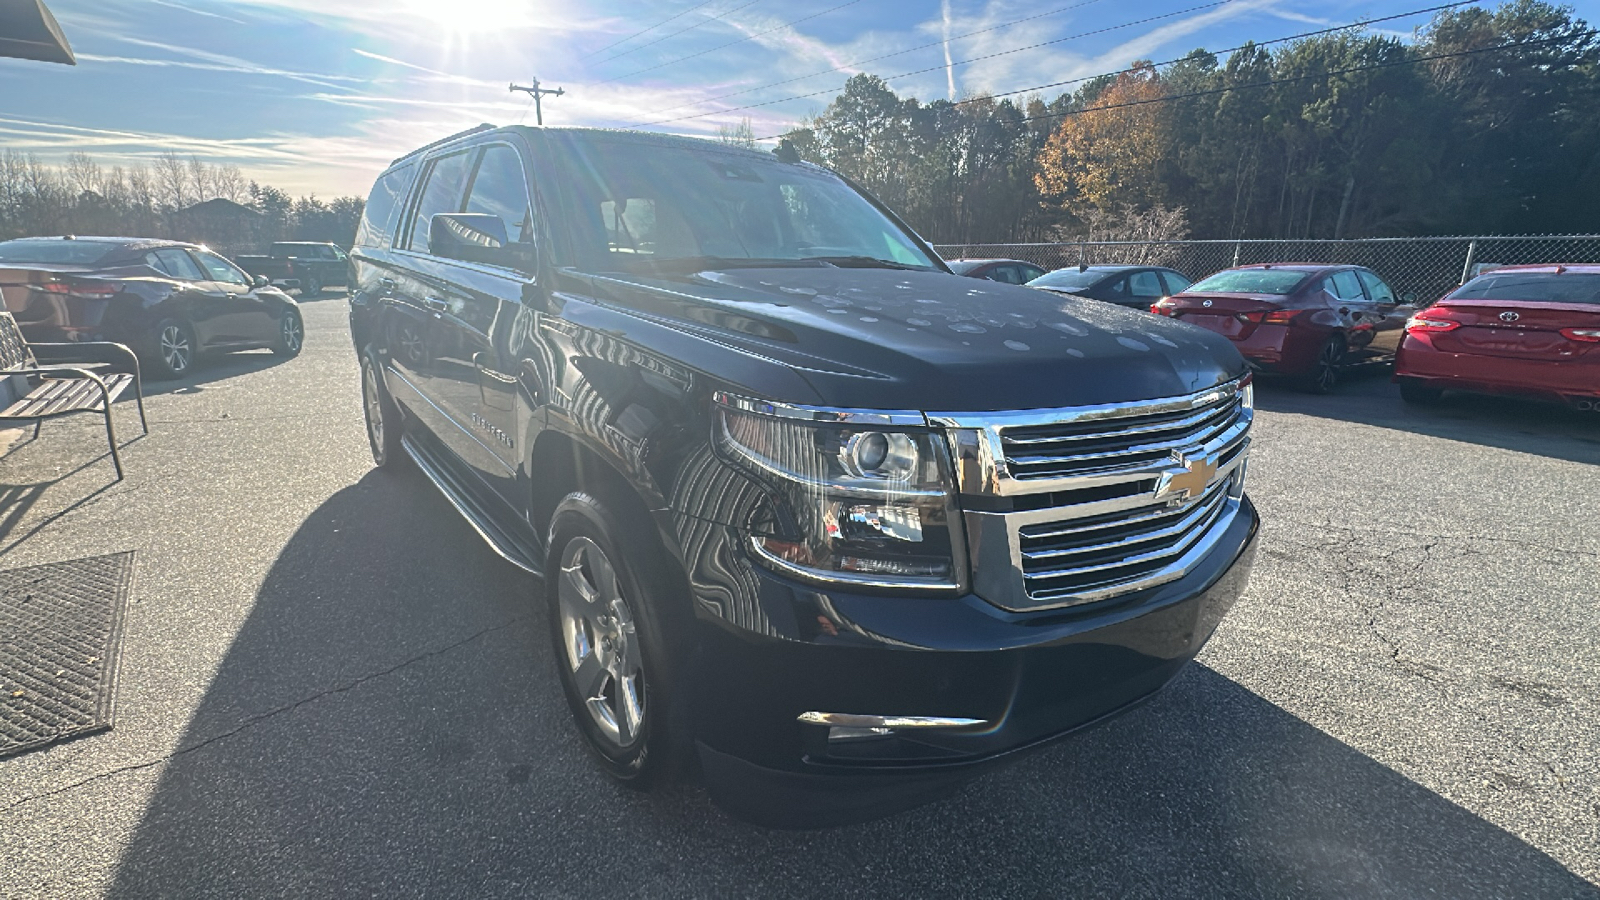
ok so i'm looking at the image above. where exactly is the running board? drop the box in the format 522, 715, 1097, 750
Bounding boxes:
402, 434, 543, 577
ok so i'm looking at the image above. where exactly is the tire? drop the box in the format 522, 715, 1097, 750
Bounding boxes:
546, 492, 687, 788
271, 308, 304, 357
360, 351, 406, 468
1301, 336, 1344, 395
1398, 377, 1444, 405
146, 318, 197, 380
304, 275, 323, 297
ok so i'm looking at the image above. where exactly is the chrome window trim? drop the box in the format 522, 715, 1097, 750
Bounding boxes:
713, 391, 928, 427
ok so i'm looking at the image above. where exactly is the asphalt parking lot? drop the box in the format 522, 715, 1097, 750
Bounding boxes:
1, 295, 1596, 898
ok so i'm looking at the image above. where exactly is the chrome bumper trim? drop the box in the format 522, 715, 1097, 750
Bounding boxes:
797, 712, 987, 729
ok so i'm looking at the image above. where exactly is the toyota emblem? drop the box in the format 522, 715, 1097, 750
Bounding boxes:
1202, 299, 1213, 308
1499, 310, 1520, 322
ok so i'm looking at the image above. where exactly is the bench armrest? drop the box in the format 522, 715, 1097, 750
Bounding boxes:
11, 363, 109, 389
29, 341, 142, 380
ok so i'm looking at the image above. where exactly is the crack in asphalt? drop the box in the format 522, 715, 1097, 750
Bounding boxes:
0, 615, 531, 814
1266, 518, 1583, 790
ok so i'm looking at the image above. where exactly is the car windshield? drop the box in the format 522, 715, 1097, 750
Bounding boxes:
543, 135, 942, 273
0, 240, 118, 265
1449, 272, 1600, 305
1029, 269, 1107, 290
1187, 269, 1309, 294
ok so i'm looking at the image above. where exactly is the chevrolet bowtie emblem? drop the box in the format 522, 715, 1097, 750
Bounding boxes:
1156, 453, 1217, 504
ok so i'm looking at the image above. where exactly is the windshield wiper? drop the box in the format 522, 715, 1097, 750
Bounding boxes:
632, 256, 827, 273
801, 255, 925, 271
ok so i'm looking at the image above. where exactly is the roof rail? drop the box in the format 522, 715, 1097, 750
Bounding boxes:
390, 123, 497, 166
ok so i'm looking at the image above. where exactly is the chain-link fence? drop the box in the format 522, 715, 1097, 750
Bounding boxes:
936, 236, 1600, 305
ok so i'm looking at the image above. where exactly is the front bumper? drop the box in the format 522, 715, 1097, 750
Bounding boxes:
690, 495, 1260, 827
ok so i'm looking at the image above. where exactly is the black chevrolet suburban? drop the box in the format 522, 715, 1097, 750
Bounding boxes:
348, 124, 1260, 826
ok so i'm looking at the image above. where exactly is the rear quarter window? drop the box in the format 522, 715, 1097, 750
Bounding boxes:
356, 163, 417, 249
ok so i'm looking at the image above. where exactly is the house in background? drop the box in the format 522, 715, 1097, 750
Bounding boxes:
171, 198, 264, 260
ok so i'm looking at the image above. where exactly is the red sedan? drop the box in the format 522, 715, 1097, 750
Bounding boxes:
1151, 264, 1414, 393
1394, 264, 1600, 408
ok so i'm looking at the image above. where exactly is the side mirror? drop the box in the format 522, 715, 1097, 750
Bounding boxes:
1399, 291, 1417, 305
252, 274, 269, 288
429, 213, 529, 269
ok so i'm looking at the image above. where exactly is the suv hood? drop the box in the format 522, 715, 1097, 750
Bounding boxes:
585, 266, 1246, 411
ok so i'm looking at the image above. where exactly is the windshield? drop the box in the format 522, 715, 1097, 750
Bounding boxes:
1188, 269, 1309, 295
1449, 272, 1600, 305
0, 240, 118, 265
543, 135, 942, 273
1029, 268, 1108, 290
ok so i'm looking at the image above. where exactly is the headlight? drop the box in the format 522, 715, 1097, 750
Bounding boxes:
714, 397, 965, 589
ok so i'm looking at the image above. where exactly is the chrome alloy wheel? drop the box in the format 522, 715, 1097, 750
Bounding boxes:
362, 360, 385, 458
160, 324, 192, 374
558, 536, 645, 748
282, 313, 303, 352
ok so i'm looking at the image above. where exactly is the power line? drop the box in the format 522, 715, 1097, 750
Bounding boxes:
635, 0, 1113, 120
593, 0, 765, 67
583, 0, 720, 59
633, 0, 1236, 127
598, 0, 868, 85
959, 0, 1476, 107
752, 28, 1591, 140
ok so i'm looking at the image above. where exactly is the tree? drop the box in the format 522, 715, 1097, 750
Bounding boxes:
1035, 63, 1170, 225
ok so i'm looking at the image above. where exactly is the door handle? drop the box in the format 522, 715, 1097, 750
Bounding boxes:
422, 296, 449, 312
379, 277, 397, 292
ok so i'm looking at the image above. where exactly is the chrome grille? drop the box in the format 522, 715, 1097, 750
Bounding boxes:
931, 378, 1252, 612
1002, 390, 1243, 480
1019, 475, 1233, 604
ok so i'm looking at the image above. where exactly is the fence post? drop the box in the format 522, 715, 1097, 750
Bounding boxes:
1231, 241, 1242, 266
1460, 239, 1477, 284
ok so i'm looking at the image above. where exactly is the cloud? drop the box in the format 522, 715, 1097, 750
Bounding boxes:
350, 49, 501, 88
149, 0, 253, 25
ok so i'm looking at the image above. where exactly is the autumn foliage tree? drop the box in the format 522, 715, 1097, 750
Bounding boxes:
1035, 62, 1170, 222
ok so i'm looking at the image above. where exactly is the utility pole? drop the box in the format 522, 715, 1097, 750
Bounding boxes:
509, 79, 565, 126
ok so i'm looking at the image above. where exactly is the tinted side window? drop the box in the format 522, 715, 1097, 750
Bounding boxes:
464, 144, 534, 244
1102, 276, 1130, 300
1128, 270, 1164, 299
988, 265, 1023, 284
1162, 271, 1192, 294
151, 249, 205, 281
1019, 264, 1046, 282
355, 162, 415, 249
1356, 270, 1396, 303
406, 151, 474, 252
1328, 270, 1365, 302
194, 250, 249, 285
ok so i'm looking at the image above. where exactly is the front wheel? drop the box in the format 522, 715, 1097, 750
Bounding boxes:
146, 318, 197, 380
360, 351, 405, 468
303, 275, 323, 297
271, 309, 303, 357
546, 492, 686, 787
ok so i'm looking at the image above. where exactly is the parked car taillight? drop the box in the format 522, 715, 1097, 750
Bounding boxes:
37, 281, 118, 297
1150, 297, 1177, 316
1559, 327, 1600, 342
1238, 309, 1304, 325
1405, 314, 1461, 333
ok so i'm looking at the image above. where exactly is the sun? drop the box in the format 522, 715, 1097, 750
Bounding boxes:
397, 0, 543, 34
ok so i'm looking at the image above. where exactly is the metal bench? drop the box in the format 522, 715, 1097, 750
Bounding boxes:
0, 311, 147, 480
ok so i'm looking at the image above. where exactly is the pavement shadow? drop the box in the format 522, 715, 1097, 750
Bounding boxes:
139, 351, 290, 397
1253, 368, 1600, 467
103, 474, 1596, 898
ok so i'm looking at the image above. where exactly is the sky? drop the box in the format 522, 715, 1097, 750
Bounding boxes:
3, 0, 1597, 198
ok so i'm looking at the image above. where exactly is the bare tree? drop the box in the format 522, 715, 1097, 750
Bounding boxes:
716, 117, 757, 150
213, 163, 248, 204
153, 150, 189, 210
65, 152, 103, 198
